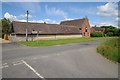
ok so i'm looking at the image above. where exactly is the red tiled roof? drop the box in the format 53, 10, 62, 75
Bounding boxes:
91, 27, 105, 32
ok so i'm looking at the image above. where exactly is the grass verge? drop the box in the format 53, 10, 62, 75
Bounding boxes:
19, 37, 108, 47
97, 37, 120, 63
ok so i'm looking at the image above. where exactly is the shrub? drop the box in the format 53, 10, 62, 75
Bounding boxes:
90, 32, 104, 37
106, 32, 113, 36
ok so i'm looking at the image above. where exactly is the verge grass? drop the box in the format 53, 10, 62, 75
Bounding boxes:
97, 37, 119, 63
19, 37, 108, 47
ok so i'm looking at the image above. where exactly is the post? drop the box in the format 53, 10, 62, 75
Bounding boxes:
55, 34, 56, 39
27, 10, 29, 22
37, 31, 39, 40
26, 28, 28, 41
26, 10, 29, 41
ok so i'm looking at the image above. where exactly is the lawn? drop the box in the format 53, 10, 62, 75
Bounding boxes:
19, 37, 108, 47
97, 37, 119, 63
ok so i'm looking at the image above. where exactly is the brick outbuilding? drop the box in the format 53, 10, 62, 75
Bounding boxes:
60, 17, 91, 37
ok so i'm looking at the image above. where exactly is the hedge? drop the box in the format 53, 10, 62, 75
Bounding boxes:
90, 32, 104, 37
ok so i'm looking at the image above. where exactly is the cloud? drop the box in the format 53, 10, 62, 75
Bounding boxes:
96, 2, 118, 27
42, 19, 59, 24
15, 18, 60, 24
4, 12, 17, 21
3, 12, 79, 25
70, 7, 95, 15
29, 19, 60, 24
63, 16, 74, 21
45, 5, 67, 18
93, 21, 118, 27
17, 18, 75, 24
20, 14, 32, 18
13, 2, 41, 14
115, 17, 120, 21
3, 12, 61, 24
4, 12, 33, 22
97, 2, 118, 16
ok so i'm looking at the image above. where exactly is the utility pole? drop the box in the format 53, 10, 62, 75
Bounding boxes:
27, 10, 29, 22
26, 10, 29, 41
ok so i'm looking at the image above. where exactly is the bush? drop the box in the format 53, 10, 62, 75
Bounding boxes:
106, 32, 113, 36
90, 32, 104, 37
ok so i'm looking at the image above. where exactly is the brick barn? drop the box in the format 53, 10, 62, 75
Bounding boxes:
60, 17, 91, 37
10, 17, 91, 41
90, 25, 105, 32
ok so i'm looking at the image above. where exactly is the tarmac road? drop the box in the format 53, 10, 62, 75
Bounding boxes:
2, 40, 118, 78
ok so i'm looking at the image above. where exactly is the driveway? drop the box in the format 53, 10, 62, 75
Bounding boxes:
2, 40, 118, 78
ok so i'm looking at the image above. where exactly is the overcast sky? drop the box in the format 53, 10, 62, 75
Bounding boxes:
2, 2, 119, 27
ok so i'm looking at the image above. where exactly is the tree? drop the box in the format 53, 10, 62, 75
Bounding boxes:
44, 22, 46, 24
1, 18, 12, 38
106, 32, 113, 36
100, 25, 119, 37
115, 28, 120, 36
0, 20, 2, 38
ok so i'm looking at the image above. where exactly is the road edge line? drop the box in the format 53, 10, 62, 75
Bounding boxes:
22, 60, 45, 79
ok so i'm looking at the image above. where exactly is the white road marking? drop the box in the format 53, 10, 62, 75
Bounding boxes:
22, 60, 45, 79
3, 65, 9, 68
12, 61, 22, 63
13, 62, 23, 66
0, 65, 9, 69
12, 61, 23, 66
0, 63, 9, 69
2, 63, 7, 65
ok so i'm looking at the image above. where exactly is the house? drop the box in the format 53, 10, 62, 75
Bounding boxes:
11, 17, 91, 41
90, 25, 105, 32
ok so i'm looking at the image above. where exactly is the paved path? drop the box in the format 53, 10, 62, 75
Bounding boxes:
2, 40, 118, 78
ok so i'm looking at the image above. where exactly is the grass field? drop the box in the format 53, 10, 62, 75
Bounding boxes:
20, 37, 107, 47
97, 37, 119, 63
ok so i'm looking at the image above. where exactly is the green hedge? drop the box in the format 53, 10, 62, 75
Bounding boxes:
90, 32, 104, 37
97, 38, 119, 62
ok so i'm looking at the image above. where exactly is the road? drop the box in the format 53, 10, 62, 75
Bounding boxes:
2, 40, 118, 78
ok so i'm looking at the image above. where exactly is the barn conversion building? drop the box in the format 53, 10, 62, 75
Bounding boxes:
90, 25, 105, 32
11, 17, 91, 41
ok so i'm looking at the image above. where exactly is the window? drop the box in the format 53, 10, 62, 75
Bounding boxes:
85, 27, 88, 32
32, 30, 37, 34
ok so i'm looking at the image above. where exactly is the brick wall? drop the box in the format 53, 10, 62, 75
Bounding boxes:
81, 18, 91, 37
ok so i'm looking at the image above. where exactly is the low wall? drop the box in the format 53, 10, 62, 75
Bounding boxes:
10, 34, 82, 42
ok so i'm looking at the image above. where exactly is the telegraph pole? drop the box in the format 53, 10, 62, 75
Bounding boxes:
27, 10, 29, 22
26, 10, 29, 41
